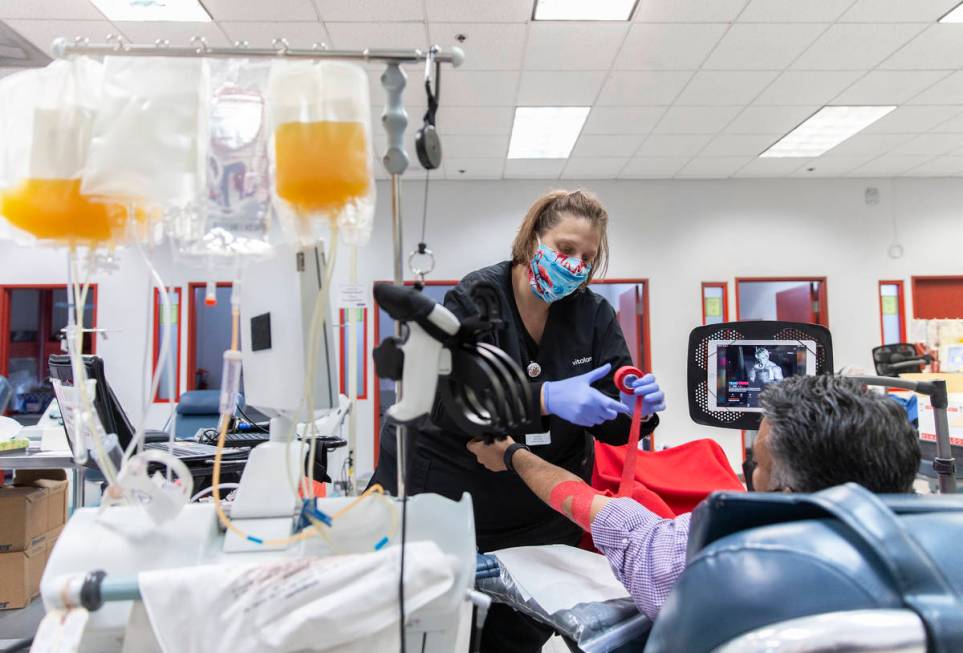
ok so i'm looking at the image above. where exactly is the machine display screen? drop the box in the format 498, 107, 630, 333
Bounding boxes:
707, 339, 816, 412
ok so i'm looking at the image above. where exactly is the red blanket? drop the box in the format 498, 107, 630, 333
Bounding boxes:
593, 438, 745, 518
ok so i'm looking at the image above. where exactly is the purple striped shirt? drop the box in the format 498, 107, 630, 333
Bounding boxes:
591, 497, 692, 620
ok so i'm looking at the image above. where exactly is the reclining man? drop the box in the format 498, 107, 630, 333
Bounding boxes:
467, 374, 921, 620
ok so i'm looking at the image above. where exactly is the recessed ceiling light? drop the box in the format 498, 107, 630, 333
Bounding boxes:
759, 106, 896, 158
533, 0, 637, 21
508, 107, 590, 159
939, 2, 963, 22
90, 0, 212, 22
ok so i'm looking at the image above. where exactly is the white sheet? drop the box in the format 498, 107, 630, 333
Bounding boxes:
138, 541, 455, 653
493, 544, 629, 615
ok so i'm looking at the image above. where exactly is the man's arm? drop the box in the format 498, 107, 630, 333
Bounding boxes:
467, 436, 612, 527
467, 437, 691, 619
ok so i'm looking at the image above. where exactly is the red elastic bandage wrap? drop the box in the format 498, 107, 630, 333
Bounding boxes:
549, 480, 602, 531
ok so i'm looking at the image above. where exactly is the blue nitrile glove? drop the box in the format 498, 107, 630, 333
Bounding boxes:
543, 363, 630, 427
621, 373, 666, 418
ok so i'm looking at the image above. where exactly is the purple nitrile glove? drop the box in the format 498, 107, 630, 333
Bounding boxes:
543, 363, 631, 427
620, 373, 666, 418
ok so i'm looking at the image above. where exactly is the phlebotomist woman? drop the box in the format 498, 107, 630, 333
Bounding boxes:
372, 189, 666, 652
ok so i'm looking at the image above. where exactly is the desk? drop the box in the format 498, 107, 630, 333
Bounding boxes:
0, 449, 85, 511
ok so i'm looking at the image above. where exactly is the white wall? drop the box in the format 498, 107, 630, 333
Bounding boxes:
2, 177, 962, 475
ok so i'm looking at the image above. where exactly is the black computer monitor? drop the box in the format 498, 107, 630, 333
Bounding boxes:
48, 354, 138, 454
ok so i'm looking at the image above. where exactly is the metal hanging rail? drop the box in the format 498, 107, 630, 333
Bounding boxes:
53, 36, 464, 66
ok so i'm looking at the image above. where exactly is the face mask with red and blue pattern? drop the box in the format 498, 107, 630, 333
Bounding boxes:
528, 241, 591, 303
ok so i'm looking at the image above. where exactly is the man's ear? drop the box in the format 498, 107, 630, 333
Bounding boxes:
782, 486, 793, 493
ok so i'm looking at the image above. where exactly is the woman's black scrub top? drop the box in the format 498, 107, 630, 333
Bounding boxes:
372, 261, 658, 552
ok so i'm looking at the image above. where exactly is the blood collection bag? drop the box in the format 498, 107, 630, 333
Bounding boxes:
268, 61, 376, 246
0, 58, 137, 246
82, 56, 208, 213
170, 59, 273, 260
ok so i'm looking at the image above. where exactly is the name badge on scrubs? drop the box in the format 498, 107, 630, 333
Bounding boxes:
526, 431, 552, 446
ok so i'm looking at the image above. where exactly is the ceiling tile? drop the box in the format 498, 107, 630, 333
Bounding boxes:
0, 0, 104, 20
653, 106, 742, 134
675, 71, 778, 106
703, 23, 827, 70
313, 0, 422, 22
634, 0, 748, 23
738, 0, 853, 22
827, 133, 915, 157
733, 157, 809, 177
636, 134, 713, 156
880, 25, 963, 70
902, 155, 963, 176
596, 71, 693, 106
862, 106, 963, 133
791, 155, 876, 176
753, 70, 862, 105
504, 159, 566, 179
701, 133, 779, 156
840, 0, 962, 22
516, 71, 607, 106
908, 71, 963, 104
834, 70, 952, 105
571, 134, 647, 158
436, 107, 514, 135
846, 155, 936, 177
791, 23, 927, 70
581, 106, 667, 134
427, 23, 525, 70
114, 21, 229, 47
219, 22, 328, 49
725, 105, 818, 134
440, 134, 510, 158
203, 0, 318, 21
613, 23, 728, 70
524, 22, 629, 71
443, 158, 505, 179
425, 0, 532, 23
930, 109, 963, 132
3, 19, 120, 55
443, 70, 518, 106
325, 21, 426, 50
562, 157, 631, 179
677, 156, 753, 178
619, 156, 691, 178
888, 132, 963, 156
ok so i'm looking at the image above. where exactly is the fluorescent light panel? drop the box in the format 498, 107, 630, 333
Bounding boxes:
760, 106, 896, 158
90, 0, 212, 22
508, 107, 590, 159
939, 2, 963, 22
534, 0, 637, 21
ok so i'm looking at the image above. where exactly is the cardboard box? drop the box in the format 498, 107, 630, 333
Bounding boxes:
0, 469, 68, 553
0, 536, 46, 609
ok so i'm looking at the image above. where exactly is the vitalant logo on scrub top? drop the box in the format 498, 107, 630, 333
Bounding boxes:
572, 356, 593, 366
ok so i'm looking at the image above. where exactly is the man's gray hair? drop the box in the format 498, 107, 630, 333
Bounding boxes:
759, 375, 920, 493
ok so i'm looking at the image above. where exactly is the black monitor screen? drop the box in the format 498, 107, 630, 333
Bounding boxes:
710, 341, 815, 411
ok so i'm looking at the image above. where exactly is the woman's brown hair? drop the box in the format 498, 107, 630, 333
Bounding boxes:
510, 189, 609, 283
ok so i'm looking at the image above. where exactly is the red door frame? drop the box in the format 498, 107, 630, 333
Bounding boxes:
700, 281, 729, 325
372, 278, 652, 466
878, 280, 906, 344
338, 307, 369, 401
152, 287, 183, 403
734, 276, 829, 326
910, 275, 963, 319
186, 281, 233, 392
0, 283, 99, 378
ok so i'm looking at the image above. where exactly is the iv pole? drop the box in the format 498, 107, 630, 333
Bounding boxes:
54, 37, 465, 501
